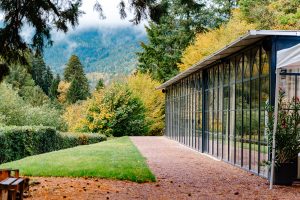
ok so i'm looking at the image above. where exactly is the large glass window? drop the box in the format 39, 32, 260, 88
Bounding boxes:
165, 41, 270, 177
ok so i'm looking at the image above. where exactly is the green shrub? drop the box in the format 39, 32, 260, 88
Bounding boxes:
0, 126, 106, 164
0, 83, 66, 130
84, 83, 149, 137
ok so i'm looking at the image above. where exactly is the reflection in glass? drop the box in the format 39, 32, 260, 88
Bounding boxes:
165, 43, 270, 178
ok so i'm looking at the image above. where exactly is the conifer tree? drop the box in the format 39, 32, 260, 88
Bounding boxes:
64, 55, 90, 103
49, 74, 61, 100
95, 78, 105, 91
31, 56, 54, 95
66, 74, 89, 104
64, 55, 85, 81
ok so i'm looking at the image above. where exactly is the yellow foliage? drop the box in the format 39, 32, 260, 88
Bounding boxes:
57, 81, 70, 104
63, 90, 113, 133
63, 101, 88, 132
127, 73, 165, 135
83, 91, 113, 132
179, 10, 256, 71
63, 74, 164, 135
268, 0, 300, 30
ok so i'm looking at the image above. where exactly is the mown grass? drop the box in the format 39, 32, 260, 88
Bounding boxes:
0, 136, 155, 183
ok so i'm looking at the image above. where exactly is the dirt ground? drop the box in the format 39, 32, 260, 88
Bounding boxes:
27, 136, 300, 200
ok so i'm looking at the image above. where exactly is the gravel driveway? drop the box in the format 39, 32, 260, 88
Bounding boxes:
130, 136, 300, 200
27, 136, 300, 200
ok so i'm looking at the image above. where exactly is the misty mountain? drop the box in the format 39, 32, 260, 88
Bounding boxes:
44, 27, 147, 78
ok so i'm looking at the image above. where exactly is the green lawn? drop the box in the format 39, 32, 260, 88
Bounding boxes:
0, 137, 155, 183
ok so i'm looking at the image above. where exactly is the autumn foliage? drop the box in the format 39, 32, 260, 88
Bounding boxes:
127, 73, 165, 135
179, 10, 256, 71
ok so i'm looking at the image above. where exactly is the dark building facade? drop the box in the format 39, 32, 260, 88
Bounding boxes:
158, 31, 300, 178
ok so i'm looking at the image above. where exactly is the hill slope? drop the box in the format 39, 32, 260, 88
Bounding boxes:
44, 27, 147, 77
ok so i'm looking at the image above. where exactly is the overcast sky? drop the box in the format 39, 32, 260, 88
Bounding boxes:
1, 0, 147, 42
80, 0, 145, 28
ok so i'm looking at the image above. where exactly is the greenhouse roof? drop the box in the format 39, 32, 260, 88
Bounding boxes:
157, 30, 300, 90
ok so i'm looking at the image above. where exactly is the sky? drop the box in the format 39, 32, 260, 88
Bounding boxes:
0, 0, 147, 42
49, 0, 147, 45
79, 0, 146, 29
57, 0, 147, 37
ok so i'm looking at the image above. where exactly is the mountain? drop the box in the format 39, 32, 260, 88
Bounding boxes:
44, 27, 147, 80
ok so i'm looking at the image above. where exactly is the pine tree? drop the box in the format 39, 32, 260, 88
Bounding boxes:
137, 0, 235, 82
66, 74, 89, 104
95, 78, 105, 91
64, 55, 85, 82
31, 56, 54, 95
5, 64, 50, 106
49, 74, 61, 100
64, 55, 90, 103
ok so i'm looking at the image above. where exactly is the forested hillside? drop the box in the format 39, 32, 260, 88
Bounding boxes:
44, 27, 147, 76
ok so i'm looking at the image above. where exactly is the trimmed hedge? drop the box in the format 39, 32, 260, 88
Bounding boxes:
0, 126, 106, 164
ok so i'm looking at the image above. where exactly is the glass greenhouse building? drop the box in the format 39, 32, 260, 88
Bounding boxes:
157, 30, 300, 178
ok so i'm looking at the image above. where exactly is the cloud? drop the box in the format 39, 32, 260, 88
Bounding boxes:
68, 0, 147, 33
1, 0, 147, 43
51, 0, 147, 41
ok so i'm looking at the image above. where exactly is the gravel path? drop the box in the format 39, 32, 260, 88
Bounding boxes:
27, 136, 300, 200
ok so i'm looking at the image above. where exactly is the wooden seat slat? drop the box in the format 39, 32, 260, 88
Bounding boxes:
11, 178, 23, 186
0, 178, 17, 186
0, 169, 27, 200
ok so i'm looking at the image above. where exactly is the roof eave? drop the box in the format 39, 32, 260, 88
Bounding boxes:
156, 30, 300, 90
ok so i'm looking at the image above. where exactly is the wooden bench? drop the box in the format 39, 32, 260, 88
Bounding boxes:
0, 169, 29, 200
0, 178, 24, 200
0, 170, 19, 181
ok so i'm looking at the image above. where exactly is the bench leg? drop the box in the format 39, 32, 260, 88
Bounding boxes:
8, 189, 17, 200
1, 190, 8, 200
18, 182, 24, 200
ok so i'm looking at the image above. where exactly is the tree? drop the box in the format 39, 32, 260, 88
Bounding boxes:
95, 78, 105, 91
64, 55, 89, 104
137, 0, 235, 82
179, 10, 256, 71
66, 74, 89, 104
31, 56, 54, 95
105, 83, 148, 137
57, 81, 71, 104
0, 1, 83, 64
0, 63, 9, 83
127, 73, 165, 135
0, 0, 196, 64
0, 82, 65, 129
64, 55, 84, 81
84, 83, 148, 136
49, 74, 61, 100
5, 64, 50, 106
137, 21, 192, 82
239, 0, 300, 30
0, 0, 236, 83
211, 0, 237, 25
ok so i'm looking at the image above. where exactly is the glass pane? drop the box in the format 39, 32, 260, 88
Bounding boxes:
261, 77, 269, 109
236, 137, 242, 166
236, 56, 243, 81
223, 111, 229, 161
261, 48, 269, 76
224, 62, 230, 85
229, 136, 235, 163
251, 111, 259, 172
230, 58, 236, 83
252, 48, 260, 77
244, 52, 251, 79
218, 112, 223, 158
251, 79, 259, 109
